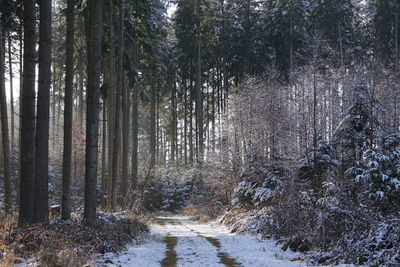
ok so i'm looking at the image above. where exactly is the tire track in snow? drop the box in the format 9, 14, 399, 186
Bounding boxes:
159, 217, 242, 267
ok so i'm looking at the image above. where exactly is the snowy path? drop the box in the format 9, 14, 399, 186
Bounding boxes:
99, 216, 312, 267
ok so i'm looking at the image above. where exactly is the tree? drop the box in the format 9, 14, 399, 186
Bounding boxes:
84, 0, 103, 225
34, 0, 52, 224
62, 0, 75, 220
0, 27, 12, 214
19, 0, 37, 226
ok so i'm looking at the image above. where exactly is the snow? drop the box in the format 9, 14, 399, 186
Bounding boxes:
98, 216, 356, 267
100, 235, 166, 267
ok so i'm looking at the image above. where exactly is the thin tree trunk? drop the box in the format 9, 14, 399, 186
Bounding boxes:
0, 30, 12, 214
131, 78, 139, 189
19, 0, 37, 226
183, 77, 188, 165
171, 77, 176, 163
149, 79, 156, 173
52, 63, 57, 140
62, 0, 75, 220
84, 0, 103, 225
110, 0, 123, 208
101, 100, 107, 207
107, 0, 115, 202
189, 78, 194, 164
17, 21, 23, 209
121, 74, 128, 198
119, 0, 128, 199
7, 33, 15, 152
79, 67, 84, 127
195, 7, 203, 163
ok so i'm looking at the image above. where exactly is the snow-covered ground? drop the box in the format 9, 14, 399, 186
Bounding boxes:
97, 216, 353, 267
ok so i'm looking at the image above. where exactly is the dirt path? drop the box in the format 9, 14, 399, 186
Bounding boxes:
100, 216, 309, 267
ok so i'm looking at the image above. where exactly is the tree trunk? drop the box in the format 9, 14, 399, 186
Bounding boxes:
149, 79, 156, 173
62, 0, 75, 220
84, 0, 103, 226
183, 77, 188, 165
0, 30, 12, 214
34, 0, 52, 224
19, 0, 37, 226
131, 76, 139, 189
79, 67, 84, 127
101, 100, 107, 207
107, 0, 115, 204
110, 0, 123, 208
195, 20, 203, 163
171, 76, 176, 163
119, 0, 128, 199
7, 33, 15, 152
17, 22, 23, 209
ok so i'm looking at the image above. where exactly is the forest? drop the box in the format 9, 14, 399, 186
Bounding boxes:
0, 0, 400, 266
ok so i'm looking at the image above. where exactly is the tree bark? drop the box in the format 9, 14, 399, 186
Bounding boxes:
19, 0, 37, 226
7, 33, 15, 152
84, 0, 103, 226
119, 0, 128, 199
0, 30, 12, 214
62, 0, 75, 220
131, 69, 139, 189
195, 14, 203, 163
110, 0, 123, 208
149, 79, 156, 173
106, 0, 115, 204
171, 76, 176, 163
34, 0, 52, 224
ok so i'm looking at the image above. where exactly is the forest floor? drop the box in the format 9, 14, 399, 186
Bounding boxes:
96, 216, 353, 267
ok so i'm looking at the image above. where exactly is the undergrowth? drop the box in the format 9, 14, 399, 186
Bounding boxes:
0, 212, 147, 266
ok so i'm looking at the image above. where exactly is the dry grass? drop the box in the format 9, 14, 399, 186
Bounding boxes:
0, 212, 147, 266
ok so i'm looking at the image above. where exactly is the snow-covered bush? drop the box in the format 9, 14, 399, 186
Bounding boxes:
347, 134, 400, 212
232, 165, 288, 207
298, 141, 340, 188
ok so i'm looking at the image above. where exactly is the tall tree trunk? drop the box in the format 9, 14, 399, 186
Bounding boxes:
149, 79, 156, 174
19, 0, 37, 226
189, 77, 194, 164
195, 22, 203, 163
121, 74, 128, 197
79, 67, 84, 127
0, 30, 12, 214
62, 0, 75, 220
131, 81, 138, 188
110, 0, 123, 208
101, 101, 107, 206
34, 0, 52, 223
52, 63, 57, 140
7, 33, 15, 152
171, 77, 176, 163
183, 77, 188, 165
17, 21, 23, 209
84, 0, 103, 225
107, 0, 115, 203
119, 0, 128, 199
